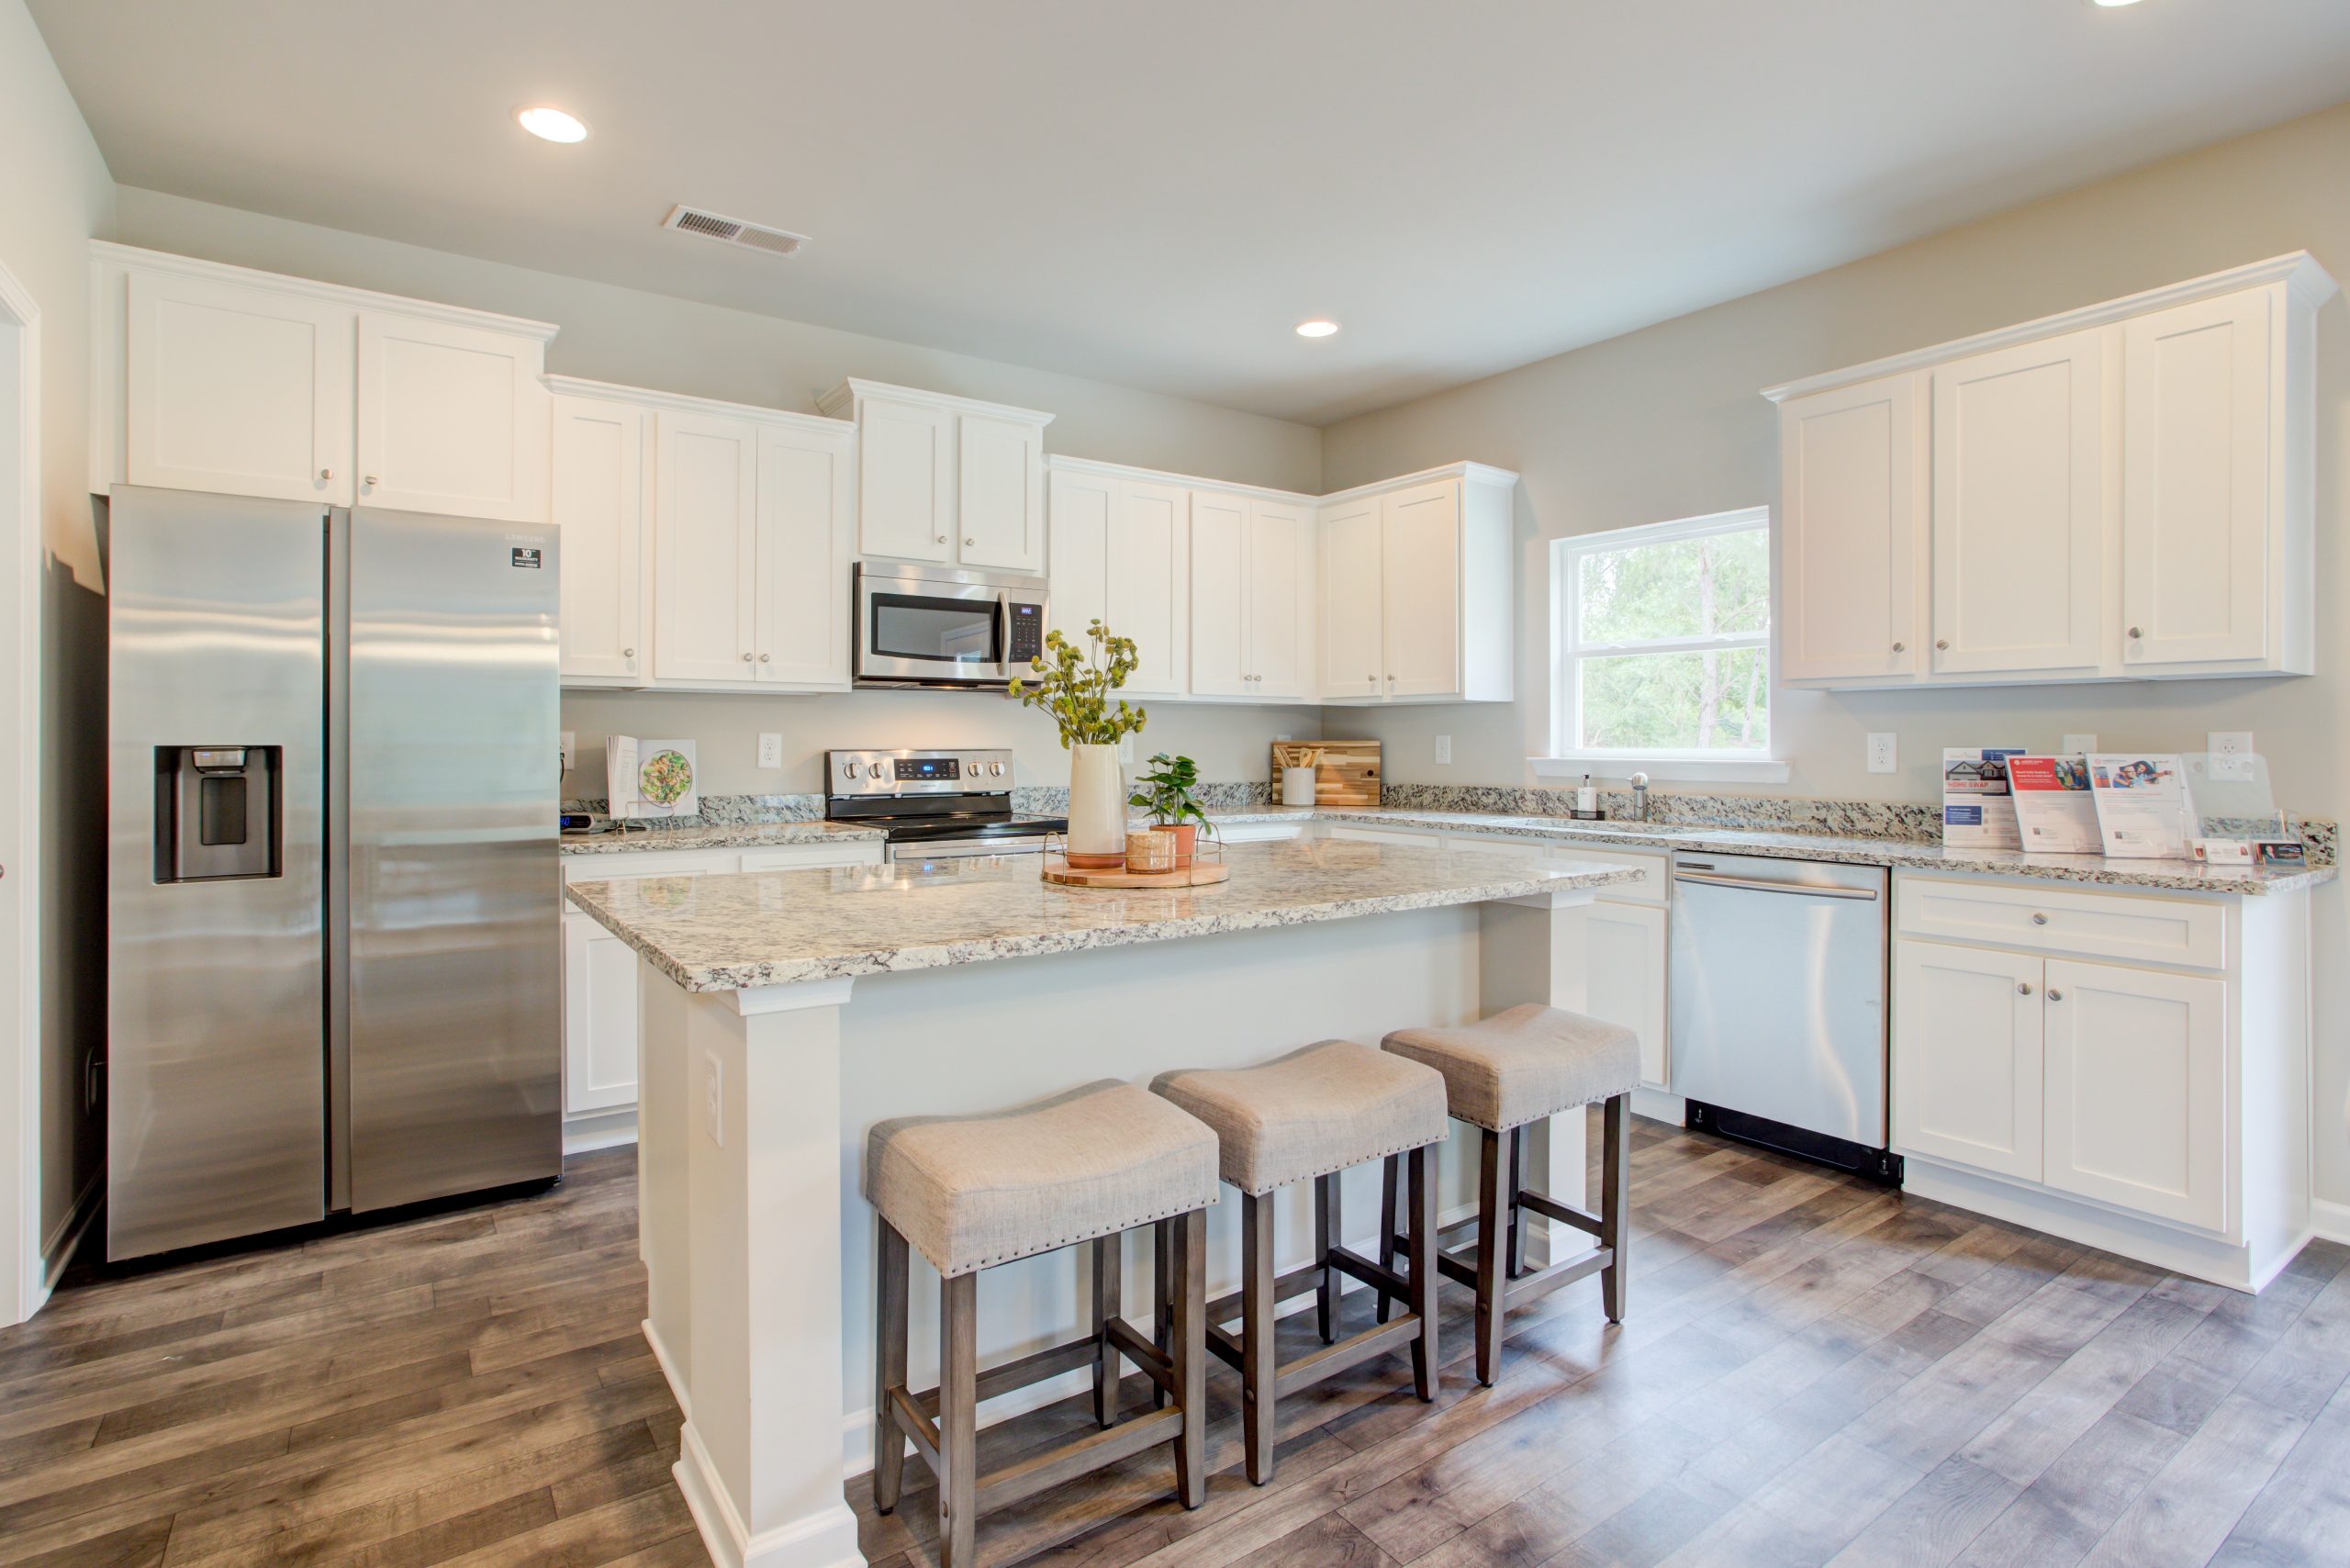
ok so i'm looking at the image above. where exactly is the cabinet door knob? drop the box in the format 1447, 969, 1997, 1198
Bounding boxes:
319, 468, 331, 482
1935, 639, 1950, 651
622, 647, 634, 658
1891, 641, 1905, 652
964, 536, 975, 546
759, 653, 770, 663
2031, 913, 2049, 925
934, 534, 946, 544
2048, 988, 2065, 1002
2018, 981, 2032, 996
2128, 626, 2143, 640
364, 475, 378, 487
742, 652, 754, 662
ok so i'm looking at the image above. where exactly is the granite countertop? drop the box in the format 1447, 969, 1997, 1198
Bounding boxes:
1198, 807, 2335, 895
559, 820, 886, 855
565, 837, 1639, 992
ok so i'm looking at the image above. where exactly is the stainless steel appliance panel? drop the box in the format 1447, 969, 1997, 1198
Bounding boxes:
345, 508, 560, 1211
107, 487, 329, 1259
853, 564, 1047, 688
1667, 854, 1889, 1146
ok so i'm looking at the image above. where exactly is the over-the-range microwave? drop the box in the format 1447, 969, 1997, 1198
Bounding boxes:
852, 562, 1050, 689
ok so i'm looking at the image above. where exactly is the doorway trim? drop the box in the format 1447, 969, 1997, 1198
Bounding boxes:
0, 258, 43, 1327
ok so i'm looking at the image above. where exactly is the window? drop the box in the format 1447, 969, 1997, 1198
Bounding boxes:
1540, 506, 1785, 783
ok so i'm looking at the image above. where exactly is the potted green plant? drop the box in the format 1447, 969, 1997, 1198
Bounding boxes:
1010, 621, 1147, 868
1128, 753, 1215, 868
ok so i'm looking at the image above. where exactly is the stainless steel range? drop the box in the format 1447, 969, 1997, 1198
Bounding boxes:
825, 747, 1067, 862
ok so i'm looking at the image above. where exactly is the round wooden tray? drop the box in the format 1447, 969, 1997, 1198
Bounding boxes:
1041, 856, 1230, 889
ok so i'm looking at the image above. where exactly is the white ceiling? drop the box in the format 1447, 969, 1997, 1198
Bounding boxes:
30, 0, 2350, 424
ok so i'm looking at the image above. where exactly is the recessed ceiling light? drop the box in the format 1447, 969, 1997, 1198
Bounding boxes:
1295, 319, 1339, 339
2088, 0, 2144, 7
516, 106, 588, 143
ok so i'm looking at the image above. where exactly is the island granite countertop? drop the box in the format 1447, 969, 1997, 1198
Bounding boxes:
565, 836, 1639, 992
559, 820, 886, 855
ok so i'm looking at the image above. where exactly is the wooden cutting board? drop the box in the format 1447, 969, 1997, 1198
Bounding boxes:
1271, 741, 1381, 806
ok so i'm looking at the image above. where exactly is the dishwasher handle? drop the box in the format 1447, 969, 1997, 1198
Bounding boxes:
1673, 868, 1880, 902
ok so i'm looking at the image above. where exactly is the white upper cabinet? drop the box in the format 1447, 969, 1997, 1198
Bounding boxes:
1046, 465, 1114, 644
98, 244, 556, 520
753, 419, 856, 688
1046, 463, 1190, 696
2121, 288, 2298, 675
1187, 490, 1251, 699
1316, 465, 1516, 704
1766, 252, 2335, 689
124, 268, 355, 505
1929, 329, 2107, 678
1776, 374, 1922, 683
1245, 499, 1313, 699
550, 393, 649, 687
818, 379, 1052, 573
655, 410, 761, 687
357, 311, 550, 521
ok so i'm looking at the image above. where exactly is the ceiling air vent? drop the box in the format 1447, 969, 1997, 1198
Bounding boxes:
661, 205, 808, 258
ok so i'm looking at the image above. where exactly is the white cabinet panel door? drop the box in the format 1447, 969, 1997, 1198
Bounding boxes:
1320, 496, 1384, 700
1587, 902, 1670, 1091
957, 413, 1046, 573
125, 269, 355, 504
2042, 959, 2226, 1231
1247, 499, 1312, 700
562, 910, 639, 1114
1930, 330, 2106, 678
1046, 467, 1113, 646
754, 422, 855, 688
2122, 289, 2273, 671
857, 395, 954, 562
654, 412, 759, 685
1778, 375, 1922, 682
1892, 940, 2044, 1181
550, 396, 649, 686
1382, 480, 1460, 699
1110, 480, 1189, 696
356, 311, 548, 521
1189, 491, 1250, 698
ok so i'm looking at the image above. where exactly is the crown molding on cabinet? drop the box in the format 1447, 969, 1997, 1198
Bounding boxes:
89, 241, 562, 342
814, 375, 1056, 429
1759, 251, 2338, 404
1318, 461, 1522, 505
543, 374, 853, 436
1041, 452, 1315, 507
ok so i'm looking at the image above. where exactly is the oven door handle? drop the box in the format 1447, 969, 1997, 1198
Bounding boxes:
1672, 869, 1880, 901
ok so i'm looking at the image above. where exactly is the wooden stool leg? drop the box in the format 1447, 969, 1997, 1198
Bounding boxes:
1314, 1172, 1340, 1344
1505, 1126, 1527, 1281
1473, 1127, 1505, 1387
1093, 1233, 1122, 1428
1241, 1191, 1278, 1485
1171, 1208, 1208, 1508
1600, 1093, 1631, 1323
873, 1221, 910, 1514
1152, 1219, 1174, 1410
1407, 1144, 1438, 1401
1376, 1154, 1400, 1326
937, 1271, 979, 1568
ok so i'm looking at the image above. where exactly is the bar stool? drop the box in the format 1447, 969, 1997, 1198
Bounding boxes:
1380, 1004, 1638, 1387
1151, 1040, 1448, 1485
867, 1081, 1217, 1568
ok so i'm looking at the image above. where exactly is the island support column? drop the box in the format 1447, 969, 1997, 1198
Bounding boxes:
1477, 888, 1600, 1268
657, 972, 867, 1568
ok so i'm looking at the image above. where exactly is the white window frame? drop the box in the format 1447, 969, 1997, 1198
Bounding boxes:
1532, 505, 1788, 785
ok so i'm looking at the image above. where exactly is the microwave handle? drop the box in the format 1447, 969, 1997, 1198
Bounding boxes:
999, 590, 1014, 668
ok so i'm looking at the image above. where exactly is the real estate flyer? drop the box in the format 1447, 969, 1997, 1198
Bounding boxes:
2087, 754, 2198, 859
2008, 756, 2102, 854
1942, 748, 2027, 849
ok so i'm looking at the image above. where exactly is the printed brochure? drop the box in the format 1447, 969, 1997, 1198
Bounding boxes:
1942, 748, 2026, 849
2007, 756, 2101, 854
2087, 754, 2197, 859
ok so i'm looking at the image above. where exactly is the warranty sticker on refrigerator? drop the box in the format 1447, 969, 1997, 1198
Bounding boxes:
510, 546, 543, 568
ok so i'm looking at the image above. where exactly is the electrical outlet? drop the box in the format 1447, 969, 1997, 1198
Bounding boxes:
1866, 734, 1897, 774
703, 1051, 724, 1148
1275, 733, 1292, 743
756, 733, 783, 770
1117, 736, 1136, 763
2062, 734, 2098, 756
559, 731, 576, 772
2207, 731, 2255, 782
1435, 735, 1451, 765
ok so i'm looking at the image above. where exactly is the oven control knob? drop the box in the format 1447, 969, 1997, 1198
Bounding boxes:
841, 762, 857, 779
868, 763, 887, 779
990, 762, 1005, 777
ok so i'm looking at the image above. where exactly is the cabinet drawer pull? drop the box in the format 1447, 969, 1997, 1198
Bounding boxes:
2031, 913, 2049, 925
2018, 981, 2032, 996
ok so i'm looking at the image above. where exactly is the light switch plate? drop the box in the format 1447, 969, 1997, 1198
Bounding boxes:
1435, 735, 1451, 765
2207, 731, 2255, 782
560, 731, 576, 772
2062, 734, 2098, 756
703, 1051, 724, 1148
1866, 734, 1897, 774
756, 733, 783, 770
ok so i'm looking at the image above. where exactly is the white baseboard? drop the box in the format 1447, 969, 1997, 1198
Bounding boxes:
2313, 1198, 2350, 1247
677, 1419, 864, 1568
563, 1108, 636, 1156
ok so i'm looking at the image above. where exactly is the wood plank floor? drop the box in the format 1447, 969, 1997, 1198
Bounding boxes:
3, 1119, 2345, 1567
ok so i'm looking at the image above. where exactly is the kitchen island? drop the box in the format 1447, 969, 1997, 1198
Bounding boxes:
565, 837, 1638, 1568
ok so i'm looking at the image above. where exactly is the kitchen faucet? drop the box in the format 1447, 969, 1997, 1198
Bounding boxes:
1630, 772, 1651, 822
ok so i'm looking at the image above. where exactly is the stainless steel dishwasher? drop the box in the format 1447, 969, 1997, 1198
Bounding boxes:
1667, 853, 1897, 1182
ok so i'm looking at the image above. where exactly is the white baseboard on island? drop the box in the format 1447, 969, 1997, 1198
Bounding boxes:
563, 1107, 636, 1156
678, 1420, 865, 1568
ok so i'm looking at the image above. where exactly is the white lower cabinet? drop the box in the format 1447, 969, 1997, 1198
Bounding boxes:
1586, 901, 1669, 1091
2042, 958, 2225, 1231
1891, 939, 2044, 1182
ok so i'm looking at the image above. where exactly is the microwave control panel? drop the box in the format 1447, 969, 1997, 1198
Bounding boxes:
1007, 601, 1045, 664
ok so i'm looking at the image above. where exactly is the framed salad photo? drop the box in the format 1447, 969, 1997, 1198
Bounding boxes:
607, 735, 699, 820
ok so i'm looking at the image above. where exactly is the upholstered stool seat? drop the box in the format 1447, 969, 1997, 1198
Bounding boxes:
867, 1081, 1218, 1568
1380, 1005, 1638, 1387
1150, 1042, 1449, 1485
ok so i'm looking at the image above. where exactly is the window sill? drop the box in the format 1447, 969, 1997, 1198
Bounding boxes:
1530, 754, 1793, 786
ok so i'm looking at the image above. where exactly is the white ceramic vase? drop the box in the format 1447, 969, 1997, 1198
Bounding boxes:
1067, 744, 1127, 867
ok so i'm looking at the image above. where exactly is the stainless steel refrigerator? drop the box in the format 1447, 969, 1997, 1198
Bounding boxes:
106, 486, 561, 1260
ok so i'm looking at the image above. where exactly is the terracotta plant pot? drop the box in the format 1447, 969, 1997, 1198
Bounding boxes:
1153, 822, 1198, 868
